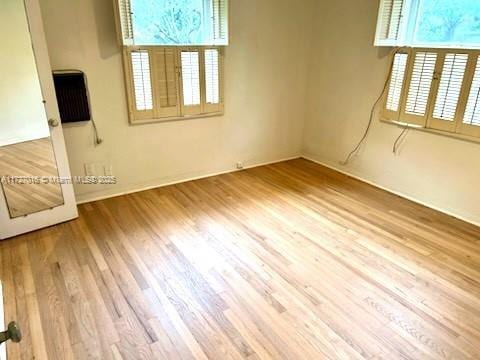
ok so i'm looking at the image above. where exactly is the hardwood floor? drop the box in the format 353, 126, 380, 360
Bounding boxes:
0, 138, 64, 218
1, 158, 479, 359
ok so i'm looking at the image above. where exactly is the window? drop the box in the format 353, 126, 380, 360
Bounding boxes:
375, 0, 480, 49
124, 47, 224, 123
382, 48, 480, 139
114, 0, 227, 123
115, 0, 229, 46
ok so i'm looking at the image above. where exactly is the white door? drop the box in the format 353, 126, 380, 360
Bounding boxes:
0, 0, 78, 240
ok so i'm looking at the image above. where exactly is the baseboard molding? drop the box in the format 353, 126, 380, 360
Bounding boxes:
301, 154, 480, 229
76, 153, 480, 229
76, 155, 301, 205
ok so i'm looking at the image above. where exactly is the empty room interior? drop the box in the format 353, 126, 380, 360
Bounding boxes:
1, 0, 480, 358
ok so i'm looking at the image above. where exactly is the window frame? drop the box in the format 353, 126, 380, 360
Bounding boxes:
122, 46, 225, 125
381, 48, 480, 143
375, 0, 480, 50
113, 0, 229, 47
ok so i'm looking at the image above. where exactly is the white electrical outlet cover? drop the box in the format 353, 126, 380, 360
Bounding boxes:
84, 163, 96, 176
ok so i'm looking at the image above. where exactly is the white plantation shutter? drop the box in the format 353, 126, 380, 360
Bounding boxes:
386, 53, 408, 112
115, 0, 134, 45
131, 51, 153, 112
463, 57, 480, 127
375, 0, 406, 46
383, 49, 480, 139
401, 51, 437, 126
204, 49, 223, 113
212, 0, 229, 45
124, 47, 224, 123
432, 53, 468, 123
205, 50, 220, 103
152, 48, 180, 118
181, 51, 202, 115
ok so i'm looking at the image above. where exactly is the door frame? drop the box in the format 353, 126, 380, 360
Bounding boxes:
0, 0, 78, 240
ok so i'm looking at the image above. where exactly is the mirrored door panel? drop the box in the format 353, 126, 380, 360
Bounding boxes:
0, 0, 64, 218
0, 138, 64, 218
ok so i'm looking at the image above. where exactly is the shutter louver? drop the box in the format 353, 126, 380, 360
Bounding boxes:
375, 0, 405, 45
212, 0, 229, 45
405, 52, 437, 116
117, 0, 133, 45
181, 51, 200, 106
131, 51, 153, 111
386, 53, 408, 112
433, 53, 468, 122
205, 49, 220, 104
181, 51, 201, 114
463, 56, 480, 127
383, 49, 480, 138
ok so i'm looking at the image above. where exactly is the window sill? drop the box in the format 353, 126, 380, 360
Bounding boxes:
130, 111, 224, 126
380, 119, 480, 145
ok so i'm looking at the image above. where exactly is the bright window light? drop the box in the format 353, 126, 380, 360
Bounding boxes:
375, 0, 480, 49
414, 0, 480, 47
129, 0, 228, 46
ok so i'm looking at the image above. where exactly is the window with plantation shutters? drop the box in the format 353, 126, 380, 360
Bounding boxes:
123, 47, 224, 124
115, 0, 228, 123
382, 48, 480, 141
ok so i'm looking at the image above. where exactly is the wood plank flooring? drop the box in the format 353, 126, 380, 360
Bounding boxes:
0, 138, 64, 218
1, 158, 480, 359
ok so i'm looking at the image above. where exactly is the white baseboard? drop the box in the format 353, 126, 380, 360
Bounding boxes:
301, 154, 480, 229
75, 152, 480, 229
76, 155, 301, 205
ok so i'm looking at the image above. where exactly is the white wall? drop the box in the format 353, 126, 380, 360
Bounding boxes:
39, 0, 314, 203
0, 0, 49, 147
303, 0, 480, 225
39, 0, 480, 226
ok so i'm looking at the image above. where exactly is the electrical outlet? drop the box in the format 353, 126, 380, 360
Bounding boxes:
236, 162, 244, 170
84, 163, 96, 176
104, 164, 114, 176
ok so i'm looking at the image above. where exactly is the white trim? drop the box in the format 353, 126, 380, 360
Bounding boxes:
65, 151, 480, 228
301, 154, 480, 229
0, 0, 78, 241
131, 111, 224, 126
77, 155, 301, 204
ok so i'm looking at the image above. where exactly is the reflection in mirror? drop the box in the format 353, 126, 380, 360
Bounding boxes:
0, 138, 64, 218
0, 0, 64, 218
